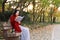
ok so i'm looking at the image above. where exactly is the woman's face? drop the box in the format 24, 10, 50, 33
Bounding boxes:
15, 11, 19, 16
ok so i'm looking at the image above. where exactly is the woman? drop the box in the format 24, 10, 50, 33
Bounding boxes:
10, 10, 30, 40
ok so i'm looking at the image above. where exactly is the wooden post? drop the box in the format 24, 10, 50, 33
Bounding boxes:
3, 26, 21, 40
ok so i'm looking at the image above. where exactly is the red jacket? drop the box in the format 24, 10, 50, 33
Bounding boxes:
10, 15, 22, 33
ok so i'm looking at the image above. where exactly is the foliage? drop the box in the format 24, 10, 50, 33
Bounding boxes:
0, 0, 2, 7
0, 0, 60, 23
0, 11, 12, 22
0, 11, 31, 23
53, 0, 60, 7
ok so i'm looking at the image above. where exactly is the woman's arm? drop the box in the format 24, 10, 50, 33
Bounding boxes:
15, 16, 24, 24
14, 22, 22, 33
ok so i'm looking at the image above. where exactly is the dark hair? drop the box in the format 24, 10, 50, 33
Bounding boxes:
13, 10, 19, 15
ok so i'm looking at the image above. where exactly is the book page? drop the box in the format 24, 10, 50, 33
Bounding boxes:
15, 16, 24, 22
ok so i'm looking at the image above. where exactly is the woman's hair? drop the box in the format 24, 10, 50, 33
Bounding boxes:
13, 10, 19, 15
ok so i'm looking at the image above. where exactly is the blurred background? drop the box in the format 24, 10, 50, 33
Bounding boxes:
0, 0, 60, 40
0, 0, 60, 24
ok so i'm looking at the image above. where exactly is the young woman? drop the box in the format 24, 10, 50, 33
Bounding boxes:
10, 10, 30, 40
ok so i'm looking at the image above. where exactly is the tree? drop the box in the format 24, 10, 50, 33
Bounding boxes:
32, 0, 35, 23
2, 0, 7, 13
15, 0, 32, 14
0, 0, 2, 12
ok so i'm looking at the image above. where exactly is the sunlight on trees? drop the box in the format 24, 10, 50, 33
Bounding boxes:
28, 4, 33, 10
6, 0, 11, 2
6, 0, 19, 2
58, 7, 60, 11
49, 4, 54, 8
23, 8, 28, 12
11, 6, 16, 9
35, 0, 39, 2
1, 0, 60, 23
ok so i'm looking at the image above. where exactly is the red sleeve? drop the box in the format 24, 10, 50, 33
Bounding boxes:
14, 22, 22, 33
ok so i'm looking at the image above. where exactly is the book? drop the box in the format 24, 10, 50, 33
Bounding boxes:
15, 16, 24, 22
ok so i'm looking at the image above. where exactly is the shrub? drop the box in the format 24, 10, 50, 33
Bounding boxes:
0, 11, 12, 22
20, 11, 31, 24
0, 11, 31, 23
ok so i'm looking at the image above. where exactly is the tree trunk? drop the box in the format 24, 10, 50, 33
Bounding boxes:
53, 16, 56, 23
2, 3, 4, 13
33, 0, 35, 23
2, 0, 7, 13
40, 16, 42, 22
42, 11, 45, 22
50, 8, 54, 24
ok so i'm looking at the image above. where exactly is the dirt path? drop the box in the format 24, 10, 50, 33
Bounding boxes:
30, 25, 54, 40
51, 24, 60, 40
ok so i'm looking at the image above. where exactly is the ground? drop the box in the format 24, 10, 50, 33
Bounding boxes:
1, 24, 60, 40
30, 24, 54, 40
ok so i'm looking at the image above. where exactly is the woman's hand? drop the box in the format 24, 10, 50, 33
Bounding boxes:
18, 21, 21, 24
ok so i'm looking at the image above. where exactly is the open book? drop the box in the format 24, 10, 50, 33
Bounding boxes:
15, 16, 24, 22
